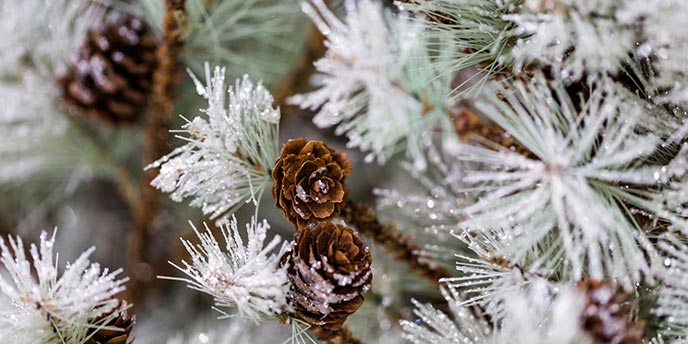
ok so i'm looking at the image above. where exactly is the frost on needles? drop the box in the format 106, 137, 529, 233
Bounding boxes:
0, 231, 128, 343
162, 215, 291, 323
454, 75, 688, 285
147, 64, 280, 222
290, 0, 455, 170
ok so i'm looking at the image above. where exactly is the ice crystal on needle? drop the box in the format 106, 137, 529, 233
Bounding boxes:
400, 0, 521, 95
624, 0, 688, 105
403, 281, 588, 344
654, 232, 688, 341
164, 216, 290, 322
401, 287, 491, 344
147, 64, 280, 221
505, 0, 635, 80
455, 75, 688, 285
0, 231, 127, 343
492, 281, 587, 344
443, 228, 543, 319
290, 0, 451, 169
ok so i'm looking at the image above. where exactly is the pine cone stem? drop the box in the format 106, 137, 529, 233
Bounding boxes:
125, 0, 187, 306
313, 325, 365, 344
342, 202, 450, 285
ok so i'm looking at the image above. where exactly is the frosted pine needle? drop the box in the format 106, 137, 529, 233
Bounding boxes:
290, 0, 451, 169
455, 75, 688, 285
147, 64, 280, 222
0, 231, 127, 343
619, 0, 688, 105
373, 153, 467, 249
403, 281, 588, 344
654, 232, 688, 341
505, 0, 635, 81
138, 0, 303, 86
492, 280, 587, 344
0, 0, 101, 76
163, 216, 290, 322
399, 0, 520, 95
442, 228, 548, 319
401, 286, 491, 344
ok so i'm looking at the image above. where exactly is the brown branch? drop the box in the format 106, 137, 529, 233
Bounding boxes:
342, 202, 450, 285
312, 325, 364, 344
114, 168, 144, 220
125, 0, 187, 306
452, 105, 535, 158
342, 202, 499, 328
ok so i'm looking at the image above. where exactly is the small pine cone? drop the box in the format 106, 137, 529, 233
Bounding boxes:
273, 139, 352, 230
578, 280, 645, 344
86, 301, 135, 344
57, 11, 157, 125
283, 221, 372, 334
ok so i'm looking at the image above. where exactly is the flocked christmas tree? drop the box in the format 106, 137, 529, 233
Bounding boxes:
1, 0, 688, 343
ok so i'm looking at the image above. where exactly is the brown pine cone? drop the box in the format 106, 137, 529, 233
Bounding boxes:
273, 139, 352, 230
578, 280, 645, 344
86, 301, 135, 344
283, 221, 372, 335
57, 10, 157, 125
85, 301, 136, 344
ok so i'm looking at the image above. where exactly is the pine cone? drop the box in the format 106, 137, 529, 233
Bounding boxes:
273, 139, 352, 230
283, 221, 372, 334
578, 280, 645, 344
57, 11, 157, 125
86, 301, 135, 344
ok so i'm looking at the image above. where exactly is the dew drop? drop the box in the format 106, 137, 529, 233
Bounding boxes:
664, 258, 672, 267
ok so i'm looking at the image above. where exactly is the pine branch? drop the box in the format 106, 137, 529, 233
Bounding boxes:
126, 0, 187, 306
342, 202, 450, 285
342, 202, 495, 326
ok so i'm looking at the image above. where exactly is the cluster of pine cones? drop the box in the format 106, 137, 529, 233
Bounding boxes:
56, 5, 371, 337
273, 139, 373, 339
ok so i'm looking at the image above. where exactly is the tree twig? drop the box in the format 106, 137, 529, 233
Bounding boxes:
342, 202, 497, 327
125, 0, 187, 306
342, 202, 450, 286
